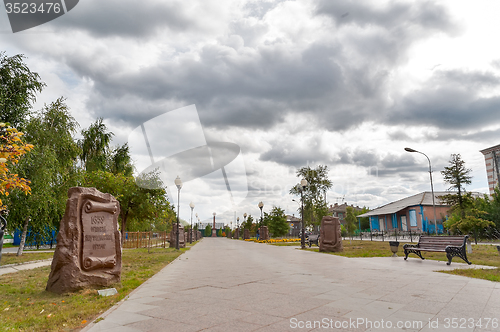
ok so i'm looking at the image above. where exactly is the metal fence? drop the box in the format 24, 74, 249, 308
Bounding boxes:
123, 231, 169, 249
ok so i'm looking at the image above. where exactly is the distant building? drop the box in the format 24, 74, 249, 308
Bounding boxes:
480, 144, 500, 196
328, 203, 363, 224
197, 222, 225, 230
286, 214, 301, 237
357, 192, 451, 234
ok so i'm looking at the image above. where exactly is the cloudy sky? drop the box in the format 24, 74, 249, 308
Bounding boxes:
1, 0, 499, 227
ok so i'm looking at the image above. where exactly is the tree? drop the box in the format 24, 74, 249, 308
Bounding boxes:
356, 207, 370, 230
440, 154, 472, 216
205, 224, 211, 237
6, 99, 80, 254
345, 206, 358, 238
0, 52, 46, 129
79, 118, 114, 172
266, 206, 288, 238
83, 170, 172, 242
444, 193, 494, 243
289, 165, 332, 228
0, 123, 33, 209
242, 215, 254, 231
0, 123, 33, 258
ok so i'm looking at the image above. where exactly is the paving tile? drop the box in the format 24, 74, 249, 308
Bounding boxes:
82, 238, 497, 332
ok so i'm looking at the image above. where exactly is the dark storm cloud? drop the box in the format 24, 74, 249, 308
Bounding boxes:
333, 147, 437, 178
388, 69, 500, 130
259, 135, 331, 168
52, 0, 196, 37
42, 0, 465, 137
314, 0, 456, 33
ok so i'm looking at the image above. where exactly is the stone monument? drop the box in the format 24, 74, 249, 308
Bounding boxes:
260, 226, 269, 241
244, 228, 250, 240
233, 229, 239, 239
319, 216, 343, 252
170, 223, 185, 248
46, 187, 121, 294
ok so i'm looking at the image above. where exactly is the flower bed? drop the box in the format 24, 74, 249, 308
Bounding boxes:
245, 238, 301, 244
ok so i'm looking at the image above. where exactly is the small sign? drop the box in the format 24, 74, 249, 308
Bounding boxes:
98, 288, 118, 297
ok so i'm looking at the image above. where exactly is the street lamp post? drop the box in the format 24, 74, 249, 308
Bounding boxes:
189, 202, 195, 244
258, 202, 264, 229
300, 178, 308, 249
195, 213, 198, 240
243, 213, 247, 239
405, 147, 438, 235
174, 176, 183, 249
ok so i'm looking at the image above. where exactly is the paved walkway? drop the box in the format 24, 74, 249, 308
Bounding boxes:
0, 258, 52, 275
84, 238, 500, 332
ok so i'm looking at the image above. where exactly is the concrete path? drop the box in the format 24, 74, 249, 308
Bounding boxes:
0, 258, 52, 275
83, 238, 500, 332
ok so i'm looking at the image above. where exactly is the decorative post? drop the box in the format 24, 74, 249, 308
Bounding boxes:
300, 178, 308, 249
189, 202, 195, 244
212, 212, 217, 237
174, 176, 183, 249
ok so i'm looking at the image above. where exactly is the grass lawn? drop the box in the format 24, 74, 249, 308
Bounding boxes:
1, 252, 55, 266
305, 240, 500, 282
0, 246, 190, 331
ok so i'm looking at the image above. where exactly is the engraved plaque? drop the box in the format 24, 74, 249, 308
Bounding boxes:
81, 200, 118, 271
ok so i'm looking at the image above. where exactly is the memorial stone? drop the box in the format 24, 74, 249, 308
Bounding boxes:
46, 187, 121, 294
233, 229, 239, 239
244, 228, 250, 240
260, 226, 269, 241
169, 224, 185, 248
319, 216, 343, 252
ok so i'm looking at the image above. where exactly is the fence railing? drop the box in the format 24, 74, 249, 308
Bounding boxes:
123, 231, 169, 249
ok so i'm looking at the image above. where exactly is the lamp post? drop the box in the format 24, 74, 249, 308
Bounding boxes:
405, 147, 438, 235
189, 202, 195, 244
243, 213, 247, 239
300, 178, 308, 249
174, 176, 183, 249
258, 202, 264, 228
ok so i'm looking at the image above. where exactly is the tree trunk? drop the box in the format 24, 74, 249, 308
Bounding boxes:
120, 209, 129, 245
17, 216, 29, 256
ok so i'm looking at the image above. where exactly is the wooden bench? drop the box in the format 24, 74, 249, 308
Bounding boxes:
403, 235, 471, 265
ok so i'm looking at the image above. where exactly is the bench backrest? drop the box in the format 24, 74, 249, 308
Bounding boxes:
418, 236, 467, 250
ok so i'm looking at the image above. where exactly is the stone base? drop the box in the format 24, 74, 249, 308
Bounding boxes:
319, 216, 343, 252
46, 187, 122, 294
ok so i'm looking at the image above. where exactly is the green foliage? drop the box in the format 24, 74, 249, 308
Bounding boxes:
345, 206, 358, 236
7, 98, 81, 241
289, 165, 332, 228
356, 207, 370, 229
83, 170, 173, 237
205, 224, 211, 236
340, 224, 347, 237
0, 52, 46, 129
443, 192, 494, 235
265, 206, 288, 238
242, 215, 254, 230
440, 154, 472, 215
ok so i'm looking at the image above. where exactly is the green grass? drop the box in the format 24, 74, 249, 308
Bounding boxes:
1, 252, 54, 266
0, 247, 188, 331
271, 241, 302, 246
306, 240, 500, 283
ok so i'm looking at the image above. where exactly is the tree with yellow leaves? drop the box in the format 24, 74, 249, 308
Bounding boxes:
0, 122, 33, 208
